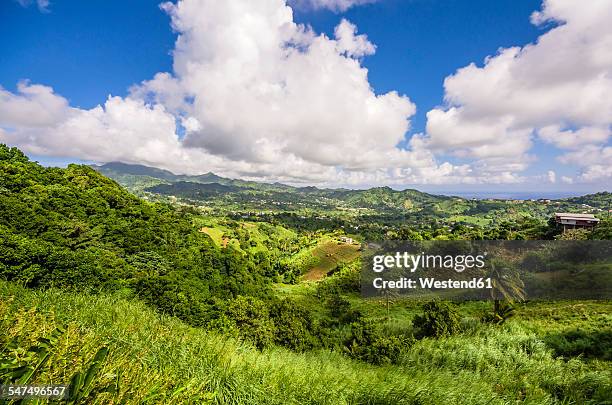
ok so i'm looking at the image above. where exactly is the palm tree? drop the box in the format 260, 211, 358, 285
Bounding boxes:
486, 258, 525, 323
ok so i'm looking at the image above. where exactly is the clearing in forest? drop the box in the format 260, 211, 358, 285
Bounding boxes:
302, 240, 360, 281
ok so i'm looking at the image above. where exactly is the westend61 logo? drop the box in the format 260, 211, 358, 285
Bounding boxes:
361, 240, 612, 300
372, 251, 487, 273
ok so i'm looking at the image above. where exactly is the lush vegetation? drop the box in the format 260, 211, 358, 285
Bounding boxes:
96, 161, 612, 241
1, 145, 611, 404
0, 145, 273, 322
2, 283, 610, 404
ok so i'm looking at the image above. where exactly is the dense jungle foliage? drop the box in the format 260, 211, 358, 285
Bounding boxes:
1, 144, 610, 404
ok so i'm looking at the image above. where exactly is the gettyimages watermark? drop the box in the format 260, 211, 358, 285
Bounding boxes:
361, 240, 612, 300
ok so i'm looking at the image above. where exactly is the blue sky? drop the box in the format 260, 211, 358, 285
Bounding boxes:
0, 0, 610, 193
0, 0, 175, 108
295, 0, 543, 131
291, 0, 574, 188
1, 0, 541, 126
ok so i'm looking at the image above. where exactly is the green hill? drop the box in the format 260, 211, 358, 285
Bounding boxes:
0, 144, 269, 325
2, 282, 611, 404
561, 192, 612, 209
94, 162, 446, 213
2, 144, 611, 404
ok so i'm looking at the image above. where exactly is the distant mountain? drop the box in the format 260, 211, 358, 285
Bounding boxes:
93, 162, 294, 193
92, 161, 611, 216
92, 162, 178, 181
92, 161, 450, 212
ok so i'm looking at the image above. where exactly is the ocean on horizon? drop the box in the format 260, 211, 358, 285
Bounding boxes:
434, 191, 593, 200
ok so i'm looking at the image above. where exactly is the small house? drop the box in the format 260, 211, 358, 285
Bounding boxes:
340, 236, 354, 244
554, 213, 600, 230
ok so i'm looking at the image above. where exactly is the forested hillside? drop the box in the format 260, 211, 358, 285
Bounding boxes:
1, 145, 611, 404
95, 160, 612, 241
0, 145, 270, 324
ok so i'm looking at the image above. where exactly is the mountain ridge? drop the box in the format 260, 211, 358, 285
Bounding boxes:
92, 162, 435, 195
92, 161, 611, 211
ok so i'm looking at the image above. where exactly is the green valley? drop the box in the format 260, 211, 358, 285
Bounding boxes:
1, 145, 611, 404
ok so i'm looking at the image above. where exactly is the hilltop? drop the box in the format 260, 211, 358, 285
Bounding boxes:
93, 161, 611, 240
93, 162, 611, 209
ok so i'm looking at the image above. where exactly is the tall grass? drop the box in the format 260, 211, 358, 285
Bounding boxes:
1, 282, 610, 404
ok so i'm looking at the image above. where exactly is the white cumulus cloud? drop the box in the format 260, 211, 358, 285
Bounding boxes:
424, 0, 612, 183
152, 0, 416, 171
334, 19, 376, 57
0, 82, 69, 128
2, 0, 611, 188
2, 0, 466, 185
538, 126, 610, 150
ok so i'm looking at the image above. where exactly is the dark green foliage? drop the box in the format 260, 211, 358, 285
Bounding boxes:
226, 296, 275, 349
327, 293, 351, 318
317, 261, 360, 295
0, 144, 269, 328
132, 274, 214, 327
343, 319, 407, 365
413, 301, 462, 338
326, 293, 361, 324
544, 328, 612, 361
562, 192, 612, 209
222, 297, 322, 351
521, 250, 549, 272
148, 181, 242, 199
591, 217, 612, 240
269, 298, 320, 351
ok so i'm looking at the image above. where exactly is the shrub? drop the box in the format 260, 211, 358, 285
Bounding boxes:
412, 301, 461, 338
269, 298, 320, 351
343, 318, 408, 364
544, 328, 612, 360
327, 292, 351, 318
326, 293, 361, 324
132, 274, 213, 327
205, 313, 239, 336
317, 261, 360, 295
555, 228, 590, 240
226, 296, 274, 349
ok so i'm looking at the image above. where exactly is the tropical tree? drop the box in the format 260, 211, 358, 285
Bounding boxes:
486, 258, 525, 323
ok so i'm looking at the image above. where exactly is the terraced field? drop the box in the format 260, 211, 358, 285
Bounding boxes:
303, 240, 360, 281
199, 226, 225, 246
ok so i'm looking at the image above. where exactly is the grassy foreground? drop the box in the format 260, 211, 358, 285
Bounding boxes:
1, 281, 610, 404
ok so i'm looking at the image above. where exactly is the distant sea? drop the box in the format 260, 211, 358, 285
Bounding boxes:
434, 191, 589, 200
